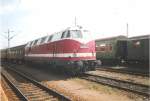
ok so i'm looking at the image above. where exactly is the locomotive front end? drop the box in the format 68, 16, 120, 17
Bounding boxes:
61, 26, 101, 74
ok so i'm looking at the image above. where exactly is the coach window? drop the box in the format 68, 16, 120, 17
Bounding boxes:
134, 41, 140, 47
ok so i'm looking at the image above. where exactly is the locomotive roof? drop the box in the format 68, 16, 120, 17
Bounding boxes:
66, 25, 83, 30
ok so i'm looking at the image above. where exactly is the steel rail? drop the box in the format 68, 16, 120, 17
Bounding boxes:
81, 73, 150, 97
96, 68, 149, 77
1, 73, 29, 101
5, 66, 71, 101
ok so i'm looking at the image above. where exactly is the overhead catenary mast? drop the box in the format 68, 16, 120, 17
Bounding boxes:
4, 29, 18, 49
1, 29, 17, 58
74, 17, 82, 29
126, 23, 129, 38
75, 16, 77, 26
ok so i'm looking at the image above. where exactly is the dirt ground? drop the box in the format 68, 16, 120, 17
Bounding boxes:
0, 81, 8, 101
7, 64, 149, 101
43, 78, 147, 101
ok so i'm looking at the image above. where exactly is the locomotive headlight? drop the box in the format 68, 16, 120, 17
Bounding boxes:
92, 52, 95, 56
80, 43, 88, 48
73, 53, 77, 57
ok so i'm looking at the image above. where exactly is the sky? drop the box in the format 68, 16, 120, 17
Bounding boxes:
0, 0, 150, 49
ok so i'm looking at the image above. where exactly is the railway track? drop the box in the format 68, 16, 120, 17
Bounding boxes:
81, 73, 150, 97
2, 67, 70, 101
96, 68, 149, 77
1, 75, 25, 101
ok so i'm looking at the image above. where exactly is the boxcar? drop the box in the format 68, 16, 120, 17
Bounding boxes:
95, 35, 127, 65
127, 35, 149, 65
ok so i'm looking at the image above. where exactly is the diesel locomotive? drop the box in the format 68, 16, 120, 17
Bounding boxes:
1, 26, 100, 74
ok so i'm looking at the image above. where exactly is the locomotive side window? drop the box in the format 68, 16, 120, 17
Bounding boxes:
30, 41, 34, 46
36, 38, 42, 45
33, 40, 38, 46
52, 32, 62, 41
26, 42, 30, 47
27, 41, 33, 47
40, 37, 46, 44
26, 41, 33, 47
47, 35, 53, 42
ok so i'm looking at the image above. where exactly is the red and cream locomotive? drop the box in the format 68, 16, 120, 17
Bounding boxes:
1, 26, 100, 74
25, 26, 100, 74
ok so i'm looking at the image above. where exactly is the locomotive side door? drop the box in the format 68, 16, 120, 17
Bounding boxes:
52, 32, 62, 60
53, 43, 57, 58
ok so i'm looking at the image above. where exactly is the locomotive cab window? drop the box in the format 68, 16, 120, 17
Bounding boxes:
70, 30, 82, 38
61, 30, 82, 39
61, 31, 68, 38
82, 30, 92, 40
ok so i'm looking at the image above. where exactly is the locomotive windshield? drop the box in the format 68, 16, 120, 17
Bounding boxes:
70, 30, 82, 38
61, 30, 82, 39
